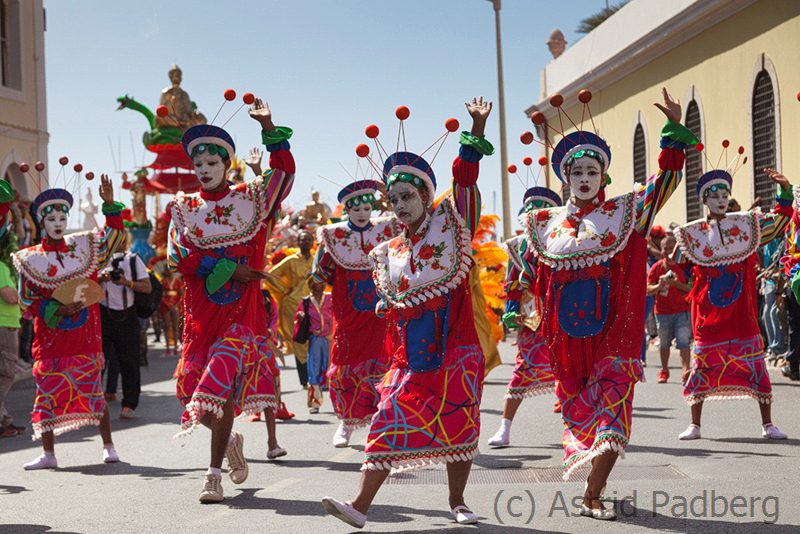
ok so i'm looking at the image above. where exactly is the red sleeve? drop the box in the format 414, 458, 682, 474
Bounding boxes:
176, 252, 203, 277
269, 149, 296, 176
647, 261, 663, 284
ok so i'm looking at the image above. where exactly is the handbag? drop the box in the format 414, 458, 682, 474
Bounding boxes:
293, 297, 311, 344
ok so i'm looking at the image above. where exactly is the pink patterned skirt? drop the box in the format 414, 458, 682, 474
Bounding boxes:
505, 328, 556, 399
31, 353, 106, 440
683, 335, 772, 405
328, 356, 389, 429
175, 323, 277, 436
363, 344, 484, 471
558, 355, 643, 480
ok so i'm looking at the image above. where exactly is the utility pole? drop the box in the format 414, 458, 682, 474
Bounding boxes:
489, 0, 511, 239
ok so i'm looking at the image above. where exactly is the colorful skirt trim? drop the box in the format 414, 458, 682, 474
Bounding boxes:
328, 356, 389, 429
31, 353, 106, 440
363, 344, 484, 471
683, 335, 772, 405
557, 355, 642, 481
505, 328, 556, 399
175, 323, 278, 437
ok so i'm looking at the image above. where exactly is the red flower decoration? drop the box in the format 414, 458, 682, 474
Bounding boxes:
383, 226, 394, 237
536, 210, 550, 222
729, 227, 741, 237
47, 264, 58, 277
561, 218, 576, 229
431, 261, 442, 270
214, 205, 226, 218
702, 246, 713, 257
398, 277, 410, 292
602, 200, 617, 211
600, 232, 616, 247
418, 245, 434, 260
700, 222, 710, 231
410, 234, 422, 245
334, 228, 347, 239
193, 227, 204, 237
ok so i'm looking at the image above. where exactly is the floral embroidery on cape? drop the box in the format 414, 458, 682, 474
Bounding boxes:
317, 217, 399, 270
673, 210, 761, 267
12, 232, 99, 289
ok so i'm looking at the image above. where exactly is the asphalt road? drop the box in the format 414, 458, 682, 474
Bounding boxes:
1, 338, 799, 533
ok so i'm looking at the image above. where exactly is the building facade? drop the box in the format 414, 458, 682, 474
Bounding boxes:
1, 0, 47, 201
526, 0, 800, 224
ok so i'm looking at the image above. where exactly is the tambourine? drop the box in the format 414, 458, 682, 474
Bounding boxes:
52, 278, 104, 307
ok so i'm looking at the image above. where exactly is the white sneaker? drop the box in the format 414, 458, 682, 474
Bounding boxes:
762, 423, 788, 440
488, 419, 511, 448
103, 446, 120, 463
23, 454, 58, 470
199, 474, 224, 503
225, 431, 248, 484
678, 424, 701, 440
321, 497, 366, 529
332, 422, 353, 448
451, 505, 479, 525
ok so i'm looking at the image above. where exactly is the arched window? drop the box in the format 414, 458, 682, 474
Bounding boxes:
684, 101, 703, 221
632, 123, 647, 185
752, 69, 777, 211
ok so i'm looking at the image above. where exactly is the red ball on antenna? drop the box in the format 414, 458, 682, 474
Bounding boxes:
58, 156, 69, 166
549, 93, 564, 108
156, 105, 169, 118
242, 92, 255, 105
19, 163, 29, 173
738, 146, 745, 155
695, 143, 704, 152
365, 124, 380, 138
796, 91, 800, 102
73, 163, 83, 173
722, 139, 730, 148
507, 164, 518, 174
523, 156, 533, 166
578, 89, 593, 103
223, 89, 236, 101
395, 106, 410, 120
530, 111, 545, 125
85, 172, 95, 180
520, 131, 534, 145
742, 156, 748, 165
355, 144, 370, 158
538, 156, 548, 166
445, 118, 460, 132
34, 161, 45, 172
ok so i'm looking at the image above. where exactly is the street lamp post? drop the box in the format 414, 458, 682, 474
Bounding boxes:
488, 0, 511, 239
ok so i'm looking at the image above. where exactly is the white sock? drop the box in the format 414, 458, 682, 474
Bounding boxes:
44, 451, 56, 458
104, 444, 115, 450
207, 467, 222, 477
500, 418, 513, 431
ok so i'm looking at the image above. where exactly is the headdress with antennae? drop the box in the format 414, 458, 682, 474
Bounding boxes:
695, 139, 747, 200
178, 89, 257, 161
508, 155, 562, 213
354, 105, 461, 204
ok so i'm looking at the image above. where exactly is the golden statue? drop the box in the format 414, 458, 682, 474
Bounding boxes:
300, 190, 332, 228
156, 64, 207, 129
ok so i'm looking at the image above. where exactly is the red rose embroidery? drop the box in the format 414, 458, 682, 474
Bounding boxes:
47, 264, 58, 277
398, 277, 410, 292
702, 246, 713, 257
193, 227, 204, 237
334, 228, 347, 239
431, 261, 442, 270
214, 205, 226, 218
600, 232, 616, 247
700, 222, 710, 231
418, 245, 434, 260
561, 219, 576, 229
536, 210, 550, 222
384, 226, 394, 237
602, 200, 617, 211
729, 227, 741, 237
410, 234, 422, 246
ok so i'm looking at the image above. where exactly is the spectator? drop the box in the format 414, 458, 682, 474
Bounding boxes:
647, 234, 692, 383
159, 270, 184, 356
295, 278, 332, 413
98, 241, 152, 418
760, 237, 786, 363
0, 219, 24, 437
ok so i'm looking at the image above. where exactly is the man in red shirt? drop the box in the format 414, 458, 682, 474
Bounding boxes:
647, 234, 691, 383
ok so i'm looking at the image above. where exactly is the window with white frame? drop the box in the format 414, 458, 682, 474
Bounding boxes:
752, 69, 777, 212
0, 0, 21, 91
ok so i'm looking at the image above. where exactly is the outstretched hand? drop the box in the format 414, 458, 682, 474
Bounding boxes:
99, 174, 114, 204
245, 147, 264, 176
248, 97, 275, 132
654, 87, 681, 123
764, 168, 791, 190
465, 96, 493, 137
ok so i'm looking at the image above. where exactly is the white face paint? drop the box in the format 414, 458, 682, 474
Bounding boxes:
705, 188, 730, 216
567, 157, 603, 202
388, 182, 425, 227
43, 209, 68, 240
348, 202, 372, 227
193, 152, 227, 191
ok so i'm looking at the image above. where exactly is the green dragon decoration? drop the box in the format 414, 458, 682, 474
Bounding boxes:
116, 94, 183, 147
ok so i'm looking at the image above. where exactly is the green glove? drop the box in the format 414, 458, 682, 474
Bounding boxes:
502, 311, 520, 330
791, 270, 800, 304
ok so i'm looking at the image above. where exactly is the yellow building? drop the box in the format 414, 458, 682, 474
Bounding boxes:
0, 0, 48, 201
526, 0, 800, 225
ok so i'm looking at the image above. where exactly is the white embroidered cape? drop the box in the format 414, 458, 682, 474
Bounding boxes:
673, 210, 761, 267
12, 232, 100, 290
317, 217, 399, 270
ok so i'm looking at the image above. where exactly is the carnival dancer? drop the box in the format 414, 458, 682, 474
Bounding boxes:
674, 161, 791, 441
12, 174, 126, 469
488, 184, 562, 448
322, 97, 494, 528
167, 96, 294, 503
519, 88, 695, 520
312, 178, 397, 447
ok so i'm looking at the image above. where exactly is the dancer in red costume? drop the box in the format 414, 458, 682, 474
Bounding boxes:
167, 97, 295, 503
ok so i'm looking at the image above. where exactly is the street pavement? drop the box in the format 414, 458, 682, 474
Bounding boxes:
1, 338, 799, 533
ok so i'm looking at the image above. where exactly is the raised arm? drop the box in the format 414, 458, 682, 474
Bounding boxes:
452, 97, 494, 236
248, 98, 296, 219
758, 168, 793, 246
94, 174, 126, 268
636, 88, 699, 235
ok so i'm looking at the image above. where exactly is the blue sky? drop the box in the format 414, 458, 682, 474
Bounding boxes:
44, 0, 601, 225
